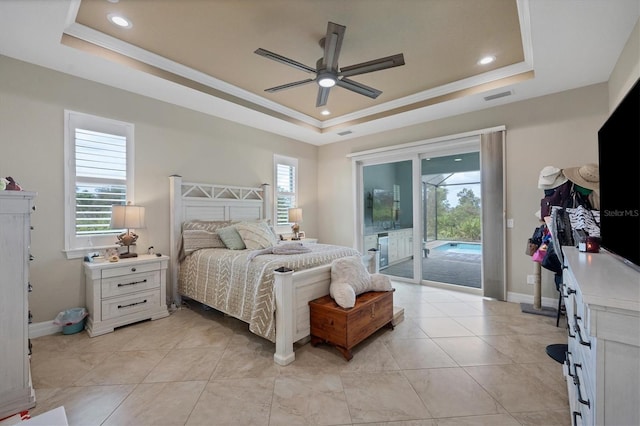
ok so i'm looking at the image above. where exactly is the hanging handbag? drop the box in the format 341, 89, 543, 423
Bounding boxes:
525, 238, 539, 256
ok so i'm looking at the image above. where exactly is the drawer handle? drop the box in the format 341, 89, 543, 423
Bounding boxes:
573, 315, 591, 348
118, 279, 147, 287
567, 323, 576, 339
370, 304, 376, 319
573, 364, 591, 408
572, 411, 582, 425
565, 351, 574, 377
131, 267, 137, 272
118, 299, 147, 309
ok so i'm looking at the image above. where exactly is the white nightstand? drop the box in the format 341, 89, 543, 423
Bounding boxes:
279, 238, 318, 245
83, 254, 170, 337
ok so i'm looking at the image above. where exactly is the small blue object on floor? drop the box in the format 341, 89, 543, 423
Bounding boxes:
62, 318, 85, 335
546, 343, 568, 364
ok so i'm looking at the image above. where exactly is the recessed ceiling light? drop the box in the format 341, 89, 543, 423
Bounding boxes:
321, 110, 330, 116
107, 13, 132, 28
478, 55, 496, 65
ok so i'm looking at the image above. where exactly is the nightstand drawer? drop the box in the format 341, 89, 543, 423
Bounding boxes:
101, 270, 160, 298
101, 289, 161, 320
102, 261, 162, 279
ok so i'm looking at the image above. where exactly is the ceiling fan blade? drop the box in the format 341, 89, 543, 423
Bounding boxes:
254, 48, 317, 74
336, 78, 382, 99
322, 22, 346, 72
339, 53, 405, 78
316, 86, 331, 107
265, 79, 315, 93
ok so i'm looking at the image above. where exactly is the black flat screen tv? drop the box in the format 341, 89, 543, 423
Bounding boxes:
597, 78, 640, 270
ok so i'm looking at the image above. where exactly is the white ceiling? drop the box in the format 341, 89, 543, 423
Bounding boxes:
0, 0, 638, 146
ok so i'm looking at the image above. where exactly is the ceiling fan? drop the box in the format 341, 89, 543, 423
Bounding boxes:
255, 21, 405, 108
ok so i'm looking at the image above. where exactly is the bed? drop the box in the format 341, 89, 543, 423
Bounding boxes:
169, 176, 377, 365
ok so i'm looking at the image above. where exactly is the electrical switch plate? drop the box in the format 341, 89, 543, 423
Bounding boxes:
527, 274, 539, 285
507, 218, 514, 228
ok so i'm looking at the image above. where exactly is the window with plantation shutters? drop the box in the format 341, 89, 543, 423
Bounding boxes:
274, 155, 298, 229
64, 111, 134, 258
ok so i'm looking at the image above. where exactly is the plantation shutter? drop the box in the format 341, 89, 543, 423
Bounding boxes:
276, 161, 296, 226
75, 128, 127, 235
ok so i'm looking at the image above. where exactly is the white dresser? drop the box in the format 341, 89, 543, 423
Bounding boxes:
0, 191, 37, 418
83, 254, 169, 336
562, 247, 640, 425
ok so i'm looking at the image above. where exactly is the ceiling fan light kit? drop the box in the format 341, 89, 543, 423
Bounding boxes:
255, 21, 405, 108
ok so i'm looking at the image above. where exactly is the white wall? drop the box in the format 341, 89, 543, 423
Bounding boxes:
0, 55, 318, 322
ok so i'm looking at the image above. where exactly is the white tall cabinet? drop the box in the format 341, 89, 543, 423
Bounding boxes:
0, 191, 36, 418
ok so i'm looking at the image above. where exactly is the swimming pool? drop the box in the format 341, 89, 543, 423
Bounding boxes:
433, 242, 482, 255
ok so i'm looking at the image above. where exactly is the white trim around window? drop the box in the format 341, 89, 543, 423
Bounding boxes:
63, 110, 135, 259
273, 154, 298, 235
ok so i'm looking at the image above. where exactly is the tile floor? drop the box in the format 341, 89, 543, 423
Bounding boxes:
29, 282, 570, 425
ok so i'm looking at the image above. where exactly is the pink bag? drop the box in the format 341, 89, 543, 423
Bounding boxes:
532, 244, 548, 263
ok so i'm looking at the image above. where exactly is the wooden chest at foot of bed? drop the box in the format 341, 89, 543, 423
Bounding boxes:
309, 290, 395, 361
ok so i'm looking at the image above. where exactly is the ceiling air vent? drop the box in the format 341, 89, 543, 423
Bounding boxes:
484, 90, 513, 102
337, 130, 353, 136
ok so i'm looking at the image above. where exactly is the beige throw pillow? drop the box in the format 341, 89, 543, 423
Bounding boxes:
235, 221, 278, 250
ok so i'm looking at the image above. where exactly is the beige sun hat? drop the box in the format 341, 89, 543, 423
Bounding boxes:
562, 163, 599, 191
538, 166, 568, 189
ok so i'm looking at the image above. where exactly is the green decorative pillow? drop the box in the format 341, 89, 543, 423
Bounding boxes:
235, 221, 278, 250
217, 225, 246, 250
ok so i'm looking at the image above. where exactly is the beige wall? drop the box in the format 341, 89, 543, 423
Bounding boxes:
609, 18, 640, 110
2, 17, 638, 321
0, 55, 318, 322
317, 18, 639, 304
318, 84, 609, 301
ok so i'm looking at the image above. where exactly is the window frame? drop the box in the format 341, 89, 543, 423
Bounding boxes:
273, 154, 298, 235
63, 110, 135, 259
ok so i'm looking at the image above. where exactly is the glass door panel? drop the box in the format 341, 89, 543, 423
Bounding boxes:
421, 152, 482, 288
363, 160, 414, 280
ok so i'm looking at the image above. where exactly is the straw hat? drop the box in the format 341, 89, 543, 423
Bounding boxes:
563, 163, 599, 191
538, 166, 568, 189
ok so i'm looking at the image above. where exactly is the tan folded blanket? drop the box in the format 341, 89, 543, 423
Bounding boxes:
248, 242, 311, 261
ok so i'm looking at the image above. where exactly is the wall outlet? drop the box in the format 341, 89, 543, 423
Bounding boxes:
526, 274, 539, 285
507, 218, 514, 228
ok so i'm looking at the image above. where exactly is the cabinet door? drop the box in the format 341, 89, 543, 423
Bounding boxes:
388, 235, 399, 263
364, 235, 378, 252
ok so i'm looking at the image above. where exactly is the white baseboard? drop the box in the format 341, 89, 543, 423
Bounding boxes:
507, 291, 558, 309
29, 320, 62, 338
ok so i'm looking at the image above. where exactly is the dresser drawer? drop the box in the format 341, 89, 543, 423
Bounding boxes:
101, 289, 161, 320
101, 261, 162, 279
101, 270, 160, 298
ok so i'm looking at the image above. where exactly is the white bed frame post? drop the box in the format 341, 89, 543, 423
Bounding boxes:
169, 175, 183, 306
273, 267, 295, 365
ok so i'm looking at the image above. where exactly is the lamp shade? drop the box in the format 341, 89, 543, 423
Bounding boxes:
110, 204, 146, 229
288, 207, 303, 223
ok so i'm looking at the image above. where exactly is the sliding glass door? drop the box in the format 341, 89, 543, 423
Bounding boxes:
352, 129, 505, 299
362, 160, 415, 280
421, 152, 482, 289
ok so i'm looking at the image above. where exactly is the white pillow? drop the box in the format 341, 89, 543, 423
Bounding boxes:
329, 256, 393, 308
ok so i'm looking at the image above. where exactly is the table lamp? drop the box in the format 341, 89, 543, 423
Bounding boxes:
110, 202, 145, 258
288, 207, 303, 240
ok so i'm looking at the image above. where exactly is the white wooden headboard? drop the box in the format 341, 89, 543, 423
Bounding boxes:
168, 175, 272, 304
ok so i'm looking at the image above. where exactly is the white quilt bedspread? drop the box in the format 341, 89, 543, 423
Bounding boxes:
178, 243, 360, 342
